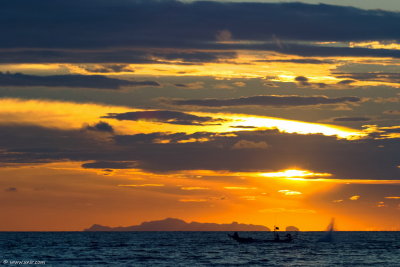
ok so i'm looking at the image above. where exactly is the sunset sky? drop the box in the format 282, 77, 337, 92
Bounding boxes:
0, 0, 399, 231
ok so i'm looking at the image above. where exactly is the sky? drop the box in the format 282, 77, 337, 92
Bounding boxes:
0, 0, 399, 231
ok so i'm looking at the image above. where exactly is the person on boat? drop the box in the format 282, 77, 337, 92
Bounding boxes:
232, 232, 239, 239
274, 233, 280, 241
274, 226, 280, 241
285, 233, 292, 241
229, 232, 254, 243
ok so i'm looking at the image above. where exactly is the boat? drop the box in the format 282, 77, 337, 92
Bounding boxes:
228, 231, 293, 243
228, 232, 256, 243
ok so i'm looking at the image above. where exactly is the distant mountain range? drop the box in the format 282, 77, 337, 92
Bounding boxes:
84, 218, 271, 231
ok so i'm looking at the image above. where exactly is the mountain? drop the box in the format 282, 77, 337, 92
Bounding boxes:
84, 218, 270, 231
286, 226, 300, 231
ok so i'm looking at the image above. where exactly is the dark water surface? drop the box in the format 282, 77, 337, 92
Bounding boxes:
1, 232, 399, 266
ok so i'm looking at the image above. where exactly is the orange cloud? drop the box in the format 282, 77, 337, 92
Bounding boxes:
278, 190, 302, 196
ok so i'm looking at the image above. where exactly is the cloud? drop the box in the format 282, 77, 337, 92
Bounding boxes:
0, 49, 237, 64
232, 140, 268, 150
180, 187, 209, 191
294, 76, 310, 86
79, 64, 135, 73
278, 190, 302, 196
109, 130, 400, 179
82, 161, 137, 170
3, 1, 400, 46
169, 95, 360, 107
334, 72, 400, 84
333, 71, 400, 84
337, 79, 356, 85
154, 51, 236, 63
114, 132, 212, 145
224, 187, 258, 190
85, 121, 114, 133
174, 82, 204, 89
0, 72, 160, 89
257, 59, 334, 64
0, 124, 399, 181
103, 110, 225, 126
374, 97, 400, 104
376, 201, 387, 208
349, 195, 361, 200
384, 110, 400, 115
2, 1, 400, 62
5, 187, 17, 192
333, 117, 370, 122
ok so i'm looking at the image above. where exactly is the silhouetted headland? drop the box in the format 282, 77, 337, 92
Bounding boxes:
84, 218, 270, 231
286, 226, 300, 231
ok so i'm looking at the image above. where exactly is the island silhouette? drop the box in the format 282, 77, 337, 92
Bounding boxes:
286, 226, 300, 231
84, 218, 271, 231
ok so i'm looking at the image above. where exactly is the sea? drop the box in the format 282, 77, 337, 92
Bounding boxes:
1, 231, 399, 266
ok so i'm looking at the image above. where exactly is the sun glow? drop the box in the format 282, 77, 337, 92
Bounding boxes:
259, 169, 332, 179
227, 114, 366, 139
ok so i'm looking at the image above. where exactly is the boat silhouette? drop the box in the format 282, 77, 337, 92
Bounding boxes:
228, 231, 293, 243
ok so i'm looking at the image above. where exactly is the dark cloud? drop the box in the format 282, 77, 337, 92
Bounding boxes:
115, 133, 171, 145
153, 51, 237, 63
173, 82, 204, 89
3, 0, 400, 47
0, 125, 115, 165
0, 49, 154, 64
334, 72, 400, 84
80, 64, 134, 73
174, 84, 188, 88
0, 72, 160, 89
379, 127, 400, 134
0, 125, 398, 180
85, 122, 114, 133
0, 49, 237, 64
262, 44, 400, 58
3, 43, 400, 64
2, 1, 400, 62
258, 59, 334, 64
103, 111, 226, 125
294, 76, 310, 86
295, 76, 309, 82
82, 161, 137, 169
169, 95, 360, 107
383, 110, 400, 115
5, 187, 17, 192
333, 117, 371, 122
337, 79, 356, 85
292, 76, 328, 89
114, 132, 213, 145
109, 130, 400, 180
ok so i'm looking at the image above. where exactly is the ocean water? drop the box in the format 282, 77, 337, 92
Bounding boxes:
1, 231, 399, 266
